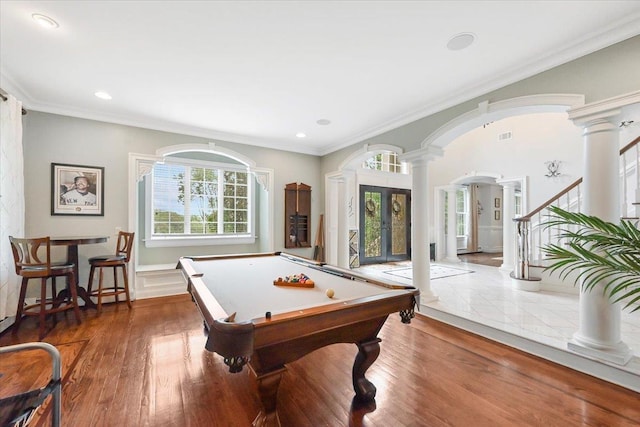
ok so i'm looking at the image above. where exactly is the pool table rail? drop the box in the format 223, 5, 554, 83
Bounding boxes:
178, 252, 420, 427
179, 254, 419, 371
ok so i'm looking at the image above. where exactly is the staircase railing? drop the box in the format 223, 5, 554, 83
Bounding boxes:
513, 136, 640, 280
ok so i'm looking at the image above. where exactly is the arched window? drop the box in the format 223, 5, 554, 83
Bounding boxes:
144, 149, 257, 248
361, 151, 402, 173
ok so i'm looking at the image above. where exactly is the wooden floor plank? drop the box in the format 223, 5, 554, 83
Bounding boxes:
1, 294, 638, 426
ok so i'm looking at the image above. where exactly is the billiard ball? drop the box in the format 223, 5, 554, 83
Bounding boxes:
326, 288, 335, 298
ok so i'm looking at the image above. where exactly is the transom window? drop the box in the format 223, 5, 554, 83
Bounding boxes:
362, 151, 402, 173
145, 157, 253, 247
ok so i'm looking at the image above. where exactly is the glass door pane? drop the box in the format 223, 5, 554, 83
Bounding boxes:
363, 190, 382, 259
390, 193, 407, 256
359, 186, 411, 265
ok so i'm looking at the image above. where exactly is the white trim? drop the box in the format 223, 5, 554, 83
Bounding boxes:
421, 94, 585, 149
6, 11, 638, 158
128, 145, 274, 299
156, 142, 257, 167
568, 90, 640, 125
399, 146, 444, 164
129, 153, 163, 299
135, 267, 187, 300
496, 176, 529, 216
136, 263, 177, 272
144, 234, 256, 248
451, 171, 503, 185
337, 143, 406, 172
423, 94, 584, 286
144, 159, 255, 246
252, 166, 275, 252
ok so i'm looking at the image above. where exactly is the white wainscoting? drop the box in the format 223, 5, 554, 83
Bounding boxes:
135, 264, 187, 300
478, 225, 503, 253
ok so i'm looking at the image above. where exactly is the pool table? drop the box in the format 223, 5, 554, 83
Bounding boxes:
178, 252, 419, 426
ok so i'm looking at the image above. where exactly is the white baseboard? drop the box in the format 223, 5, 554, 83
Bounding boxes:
0, 316, 15, 334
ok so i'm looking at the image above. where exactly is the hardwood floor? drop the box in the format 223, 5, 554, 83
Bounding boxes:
457, 251, 503, 267
1, 294, 639, 426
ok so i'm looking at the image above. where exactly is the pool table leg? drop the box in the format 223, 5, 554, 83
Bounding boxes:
252, 366, 286, 427
352, 337, 382, 402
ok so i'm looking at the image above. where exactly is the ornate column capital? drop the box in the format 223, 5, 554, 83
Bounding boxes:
568, 90, 640, 130
441, 184, 464, 193
130, 153, 163, 182
496, 179, 518, 189
252, 170, 270, 191
399, 146, 444, 166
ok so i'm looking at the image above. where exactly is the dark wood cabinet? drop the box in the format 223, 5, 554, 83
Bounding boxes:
285, 182, 311, 248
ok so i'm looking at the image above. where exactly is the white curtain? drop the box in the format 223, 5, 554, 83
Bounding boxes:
0, 94, 25, 332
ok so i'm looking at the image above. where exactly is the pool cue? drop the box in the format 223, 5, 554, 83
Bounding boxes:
313, 214, 323, 261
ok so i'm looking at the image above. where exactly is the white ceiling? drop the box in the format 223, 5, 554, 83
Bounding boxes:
2, 1, 640, 156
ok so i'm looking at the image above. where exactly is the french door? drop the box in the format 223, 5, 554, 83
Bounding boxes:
359, 185, 411, 265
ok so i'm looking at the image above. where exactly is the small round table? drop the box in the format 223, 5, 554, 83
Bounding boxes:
50, 236, 109, 309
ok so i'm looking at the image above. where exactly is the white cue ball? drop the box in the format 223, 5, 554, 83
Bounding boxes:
326, 288, 335, 298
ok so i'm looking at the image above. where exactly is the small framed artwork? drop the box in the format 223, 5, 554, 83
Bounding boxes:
494, 198, 501, 208
51, 163, 104, 216
494, 210, 501, 221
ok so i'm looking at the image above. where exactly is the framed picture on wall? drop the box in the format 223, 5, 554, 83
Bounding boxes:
51, 163, 104, 216
494, 198, 500, 208
494, 210, 501, 221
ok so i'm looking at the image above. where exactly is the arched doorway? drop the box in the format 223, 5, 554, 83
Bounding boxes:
426, 95, 584, 274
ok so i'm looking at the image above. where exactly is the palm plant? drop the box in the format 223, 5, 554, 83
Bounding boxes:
541, 205, 640, 312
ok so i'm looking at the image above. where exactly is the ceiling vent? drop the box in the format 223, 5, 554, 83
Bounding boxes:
498, 131, 512, 141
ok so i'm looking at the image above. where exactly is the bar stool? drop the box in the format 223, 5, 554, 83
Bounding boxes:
9, 236, 81, 340
86, 231, 134, 313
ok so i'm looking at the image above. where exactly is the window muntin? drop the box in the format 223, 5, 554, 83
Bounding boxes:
151, 159, 251, 239
514, 191, 522, 218
455, 188, 469, 237
362, 151, 402, 173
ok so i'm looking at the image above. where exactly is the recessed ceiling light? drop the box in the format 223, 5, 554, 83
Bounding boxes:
94, 91, 112, 100
296, 132, 307, 138
32, 13, 59, 29
447, 33, 475, 51
316, 119, 331, 126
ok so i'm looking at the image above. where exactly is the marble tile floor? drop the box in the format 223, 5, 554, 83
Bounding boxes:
355, 259, 640, 388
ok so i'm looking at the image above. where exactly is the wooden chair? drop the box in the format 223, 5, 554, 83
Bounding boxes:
9, 236, 81, 340
86, 231, 134, 313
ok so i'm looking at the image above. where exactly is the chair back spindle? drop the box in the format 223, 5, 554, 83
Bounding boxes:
10, 237, 52, 275
115, 232, 134, 262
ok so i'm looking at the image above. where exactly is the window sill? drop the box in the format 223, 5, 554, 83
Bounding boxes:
144, 234, 256, 248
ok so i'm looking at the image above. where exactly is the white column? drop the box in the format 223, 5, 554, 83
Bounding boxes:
497, 180, 517, 272
445, 186, 461, 263
400, 147, 443, 303
336, 176, 349, 269
433, 186, 446, 261
568, 105, 633, 365
129, 153, 163, 299
324, 174, 340, 266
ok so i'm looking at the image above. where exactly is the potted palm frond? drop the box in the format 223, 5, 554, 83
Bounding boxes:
541, 205, 640, 313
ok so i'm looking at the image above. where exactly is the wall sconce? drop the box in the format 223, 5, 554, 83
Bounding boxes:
545, 160, 561, 178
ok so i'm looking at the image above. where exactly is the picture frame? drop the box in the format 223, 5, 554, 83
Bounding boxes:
494, 198, 501, 208
51, 163, 104, 216
494, 210, 501, 221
